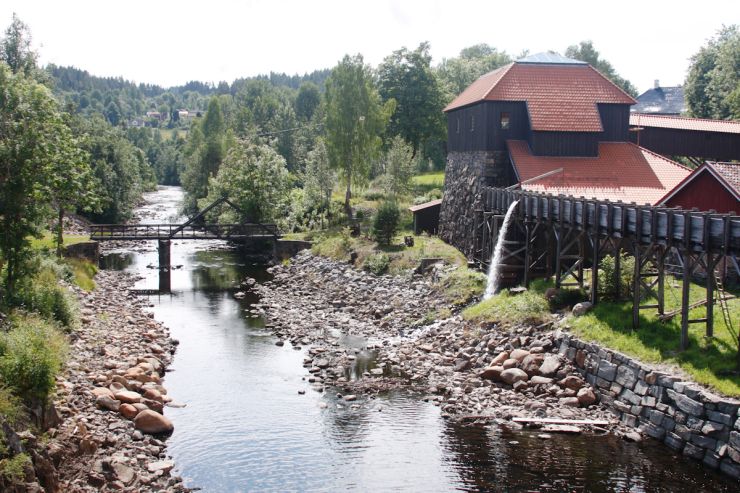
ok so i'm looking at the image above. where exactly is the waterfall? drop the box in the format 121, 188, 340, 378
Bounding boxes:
484, 200, 519, 299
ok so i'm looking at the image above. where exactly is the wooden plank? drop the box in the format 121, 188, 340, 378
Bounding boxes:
512, 417, 609, 426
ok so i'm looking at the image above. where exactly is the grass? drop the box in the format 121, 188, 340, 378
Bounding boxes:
29, 231, 89, 251
66, 258, 97, 291
463, 289, 550, 325
411, 172, 445, 191
569, 278, 740, 396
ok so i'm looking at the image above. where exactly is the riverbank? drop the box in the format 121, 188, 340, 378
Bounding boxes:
257, 250, 740, 480
46, 270, 187, 492
256, 251, 623, 429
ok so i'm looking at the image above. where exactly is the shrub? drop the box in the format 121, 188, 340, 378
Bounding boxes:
372, 200, 400, 246
436, 268, 487, 305
16, 279, 78, 329
0, 452, 31, 482
549, 288, 588, 310
362, 253, 390, 275
66, 258, 97, 291
598, 253, 635, 299
311, 227, 353, 261
0, 315, 68, 402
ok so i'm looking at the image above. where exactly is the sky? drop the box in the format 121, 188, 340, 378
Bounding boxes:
1, 0, 737, 94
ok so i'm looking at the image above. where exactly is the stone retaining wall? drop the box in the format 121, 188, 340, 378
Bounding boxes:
439, 151, 512, 256
556, 332, 740, 479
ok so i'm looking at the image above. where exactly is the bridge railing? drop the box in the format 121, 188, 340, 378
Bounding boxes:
89, 223, 280, 240
483, 187, 740, 255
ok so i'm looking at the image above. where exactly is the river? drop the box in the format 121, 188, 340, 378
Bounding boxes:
101, 186, 736, 492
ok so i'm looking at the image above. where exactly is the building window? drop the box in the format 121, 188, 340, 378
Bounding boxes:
500, 112, 511, 130
470, 115, 475, 132
456, 118, 460, 134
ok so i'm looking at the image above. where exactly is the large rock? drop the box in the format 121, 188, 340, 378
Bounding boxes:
521, 354, 545, 376
133, 410, 174, 435
572, 302, 593, 316
114, 390, 142, 404
500, 368, 529, 385
559, 376, 585, 391
510, 349, 530, 363
95, 395, 120, 412
490, 352, 509, 366
539, 355, 561, 377
577, 387, 597, 406
479, 366, 504, 381
119, 403, 139, 420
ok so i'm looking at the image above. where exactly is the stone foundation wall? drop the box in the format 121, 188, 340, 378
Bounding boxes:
63, 241, 100, 265
556, 332, 740, 479
439, 151, 512, 256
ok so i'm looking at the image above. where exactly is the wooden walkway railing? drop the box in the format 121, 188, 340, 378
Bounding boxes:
90, 223, 279, 241
477, 187, 739, 351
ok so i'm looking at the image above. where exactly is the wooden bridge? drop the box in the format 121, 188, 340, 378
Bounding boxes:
476, 187, 739, 351
89, 223, 279, 241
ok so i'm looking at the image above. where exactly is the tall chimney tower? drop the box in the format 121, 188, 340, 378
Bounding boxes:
654, 79, 660, 89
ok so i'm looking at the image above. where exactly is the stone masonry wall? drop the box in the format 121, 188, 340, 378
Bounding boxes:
555, 332, 740, 479
439, 151, 512, 256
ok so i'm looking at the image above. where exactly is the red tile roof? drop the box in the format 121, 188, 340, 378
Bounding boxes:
711, 162, 740, 194
658, 161, 740, 206
507, 140, 691, 205
630, 113, 740, 134
444, 62, 636, 132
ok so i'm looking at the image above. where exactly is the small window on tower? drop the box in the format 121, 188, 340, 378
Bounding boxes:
456, 118, 460, 134
470, 115, 475, 132
500, 112, 511, 130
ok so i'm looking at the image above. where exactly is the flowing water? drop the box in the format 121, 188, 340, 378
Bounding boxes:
101, 186, 737, 492
484, 200, 519, 299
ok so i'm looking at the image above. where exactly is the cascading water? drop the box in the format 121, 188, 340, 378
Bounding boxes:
484, 200, 519, 299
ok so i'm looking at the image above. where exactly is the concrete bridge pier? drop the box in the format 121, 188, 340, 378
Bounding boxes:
158, 240, 171, 269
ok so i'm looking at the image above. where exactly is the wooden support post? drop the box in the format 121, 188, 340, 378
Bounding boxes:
554, 227, 562, 288
590, 230, 599, 305
657, 247, 665, 315
614, 240, 621, 300
578, 233, 585, 289
633, 244, 641, 329
681, 253, 692, 350
523, 223, 532, 288
706, 253, 715, 338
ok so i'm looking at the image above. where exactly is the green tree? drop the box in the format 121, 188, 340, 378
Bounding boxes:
324, 54, 394, 217
303, 139, 334, 211
372, 200, 400, 246
201, 140, 291, 224
435, 44, 511, 101
378, 42, 445, 158
0, 65, 78, 296
182, 97, 228, 212
0, 13, 37, 76
685, 25, 740, 119
565, 41, 638, 97
295, 81, 321, 122
379, 136, 415, 196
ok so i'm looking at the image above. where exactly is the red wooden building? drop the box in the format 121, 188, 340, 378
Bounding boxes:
658, 161, 739, 213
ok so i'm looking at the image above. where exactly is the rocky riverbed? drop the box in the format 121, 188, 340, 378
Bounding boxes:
256, 251, 633, 437
34, 270, 188, 492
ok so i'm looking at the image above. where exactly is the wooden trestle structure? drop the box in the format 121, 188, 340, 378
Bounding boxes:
475, 187, 739, 350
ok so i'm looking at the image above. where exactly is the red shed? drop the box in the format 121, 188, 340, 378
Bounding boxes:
658, 161, 740, 213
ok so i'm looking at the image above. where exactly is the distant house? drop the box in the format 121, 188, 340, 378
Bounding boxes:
659, 161, 740, 214
146, 111, 164, 121
128, 119, 145, 128
632, 81, 687, 115
438, 52, 691, 254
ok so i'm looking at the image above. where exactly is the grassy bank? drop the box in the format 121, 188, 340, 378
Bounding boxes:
462, 273, 740, 397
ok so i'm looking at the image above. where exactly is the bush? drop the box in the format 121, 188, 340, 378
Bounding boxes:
549, 288, 588, 310
372, 200, 400, 246
0, 315, 68, 402
16, 278, 78, 328
436, 268, 487, 305
311, 227, 352, 261
362, 253, 390, 275
0, 452, 31, 482
598, 253, 635, 299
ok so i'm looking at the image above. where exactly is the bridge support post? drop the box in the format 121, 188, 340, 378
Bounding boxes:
158, 240, 171, 269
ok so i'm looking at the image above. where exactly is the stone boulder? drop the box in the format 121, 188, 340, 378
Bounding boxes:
502, 358, 519, 369
133, 410, 173, 435
113, 390, 142, 404
119, 403, 139, 420
510, 349, 530, 363
559, 376, 585, 391
95, 395, 120, 412
572, 302, 593, 317
577, 387, 597, 407
521, 354, 545, 376
500, 368, 529, 385
539, 355, 562, 377
479, 366, 504, 381
490, 352, 509, 366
